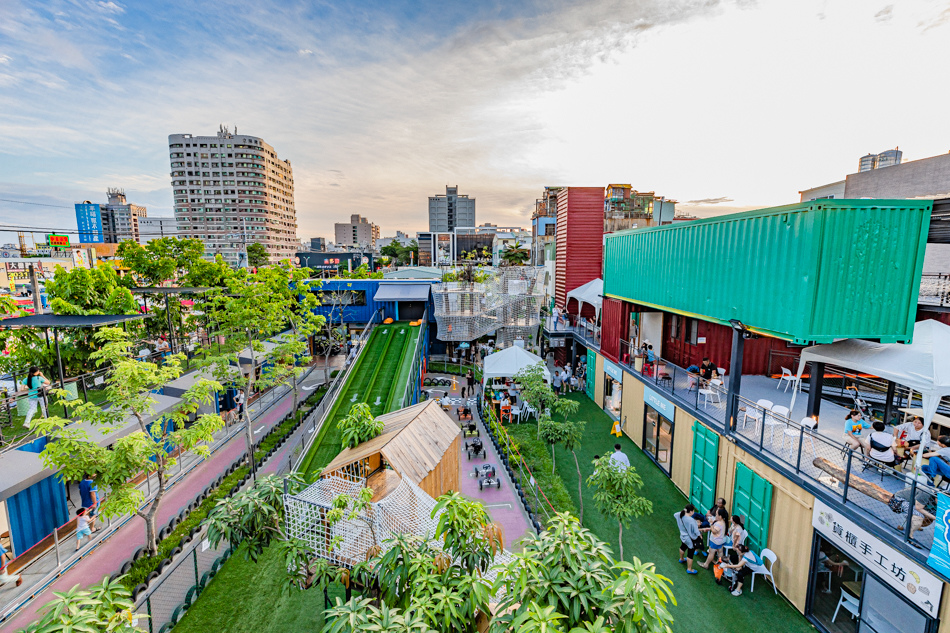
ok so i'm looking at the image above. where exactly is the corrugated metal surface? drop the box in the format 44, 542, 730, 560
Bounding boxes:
604, 200, 932, 343
600, 297, 623, 362
662, 313, 801, 376
7, 474, 68, 555
308, 279, 437, 325
555, 187, 604, 309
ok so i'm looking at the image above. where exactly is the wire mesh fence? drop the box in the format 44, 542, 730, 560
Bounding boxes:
135, 530, 230, 633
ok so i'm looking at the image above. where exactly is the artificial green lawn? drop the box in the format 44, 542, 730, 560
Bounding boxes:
172, 543, 344, 633
297, 323, 420, 479
550, 393, 815, 633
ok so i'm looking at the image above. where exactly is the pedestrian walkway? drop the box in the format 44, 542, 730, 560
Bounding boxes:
0, 368, 324, 631
427, 372, 533, 550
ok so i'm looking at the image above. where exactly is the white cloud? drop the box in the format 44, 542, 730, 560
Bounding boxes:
95, 1, 124, 14
0, 55, 10, 64
297, 49, 314, 56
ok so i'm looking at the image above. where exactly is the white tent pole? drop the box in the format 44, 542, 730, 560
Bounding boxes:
789, 356, 809, 416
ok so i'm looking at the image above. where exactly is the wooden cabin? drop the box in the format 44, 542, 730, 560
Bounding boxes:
322, 400, 461, 500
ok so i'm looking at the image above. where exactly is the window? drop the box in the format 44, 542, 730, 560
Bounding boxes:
670, 315, 680, 340
688, 319, 699, 346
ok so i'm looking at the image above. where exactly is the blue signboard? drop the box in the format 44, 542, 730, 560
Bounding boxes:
75, 203, 104, 243
603, 358, 624, 382
928, 493, 950, 579
644, 385, 674, 420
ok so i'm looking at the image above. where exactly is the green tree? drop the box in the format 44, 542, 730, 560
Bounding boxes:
45, 262, 138, 316
117, 237, 206, 287
539, 416, 568, 474
19, 575, 147, 633
499, 241, 530, 266
540, 417, 587, 521
513, 363, 579, 439
199, 263, 322, 480
32, 328, 223, 555
338, 402, 383, 449
490, 512, 674, 633
246, 242, 269, 268
586, 456, 653, 561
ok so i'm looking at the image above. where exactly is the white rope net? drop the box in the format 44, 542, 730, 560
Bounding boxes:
284, 474, 517, 590
432, 266, 544, 345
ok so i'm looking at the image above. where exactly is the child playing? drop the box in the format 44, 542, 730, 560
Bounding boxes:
75, 508, 93, 552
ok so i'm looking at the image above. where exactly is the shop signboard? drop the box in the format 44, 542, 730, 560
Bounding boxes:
603, 358, 623, 382
813, 499, 941, 615
927, 493, 950, 579
47, 234, 70, 248
643, 385, 673, 419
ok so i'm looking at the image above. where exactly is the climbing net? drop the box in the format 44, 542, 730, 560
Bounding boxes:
283, 474, 517, 591
431, 266, 544, 344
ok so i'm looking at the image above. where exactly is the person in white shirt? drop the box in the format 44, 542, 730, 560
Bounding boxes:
846, 420, 897, 466
609, 444, 630, 471
894, 416, 930, 456
552, 305, 562, 331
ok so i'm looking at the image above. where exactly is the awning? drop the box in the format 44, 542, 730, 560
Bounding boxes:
374, 284, 431, 302
0, 313, 150, 329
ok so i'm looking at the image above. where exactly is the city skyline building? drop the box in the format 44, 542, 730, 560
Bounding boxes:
138, 216, 179, 243
168, 125, 298, 266
428, 185, 475, 232
334, 214, 379, 248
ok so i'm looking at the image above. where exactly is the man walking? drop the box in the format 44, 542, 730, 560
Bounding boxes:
609, 443, 630, 471
79, 473, 100, 533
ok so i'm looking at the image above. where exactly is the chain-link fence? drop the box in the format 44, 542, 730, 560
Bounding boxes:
134, 528, 230, 633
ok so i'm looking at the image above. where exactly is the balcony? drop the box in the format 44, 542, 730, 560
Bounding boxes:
613, 340, 941, 564
919, 273, 950, 308
541, 314, 600, 350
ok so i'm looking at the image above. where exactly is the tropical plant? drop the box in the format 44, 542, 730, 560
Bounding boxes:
586, 456, 653, 561
432, 491, 503, 574
246, 242, 269, 268
19, 575, 147, 633
204, 473, 304, 562
499, 241, 529, 266
322, 598, 433, 633
538, 415, 567, 474
338, 402, 383, 449
490, 512, 674, 633
32, 328, 223, 555
561, 419, 586, 523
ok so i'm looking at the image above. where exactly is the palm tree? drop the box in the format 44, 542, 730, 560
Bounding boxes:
500, 241, 530, 266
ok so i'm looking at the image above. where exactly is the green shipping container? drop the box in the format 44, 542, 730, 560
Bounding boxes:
603, 200, 932, 344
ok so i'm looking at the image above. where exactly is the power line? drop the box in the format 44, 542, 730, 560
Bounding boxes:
0, 198, 74, 209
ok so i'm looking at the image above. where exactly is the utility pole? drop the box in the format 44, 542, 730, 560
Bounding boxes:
28, 264, 42, 314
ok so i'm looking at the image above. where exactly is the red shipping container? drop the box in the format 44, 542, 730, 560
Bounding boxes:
600, 297, 624, 363
555, 187, 604, 317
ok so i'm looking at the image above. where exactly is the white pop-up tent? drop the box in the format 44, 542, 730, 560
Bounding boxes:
790, 319, 950, 469
566, 278, 603, 319
482, 346, 551, 386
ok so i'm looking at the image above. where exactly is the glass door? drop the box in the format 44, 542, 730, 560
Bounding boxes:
858, 574, 929, 633
643, 407, 673, 474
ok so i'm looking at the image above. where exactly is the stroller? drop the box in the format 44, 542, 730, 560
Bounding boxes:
845, 384, 875, 433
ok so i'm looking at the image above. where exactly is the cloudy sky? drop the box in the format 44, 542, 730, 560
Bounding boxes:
1, 0, 949, 244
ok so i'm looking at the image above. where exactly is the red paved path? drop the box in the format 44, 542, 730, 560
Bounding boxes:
1, 395, 294, 631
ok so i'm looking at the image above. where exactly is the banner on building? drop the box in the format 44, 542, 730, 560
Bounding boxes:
927, 493, 950, 581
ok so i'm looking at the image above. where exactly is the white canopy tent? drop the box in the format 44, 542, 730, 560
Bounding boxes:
482, 346, 551, 387
566, 278, 603, 319
790, 320, 950, 469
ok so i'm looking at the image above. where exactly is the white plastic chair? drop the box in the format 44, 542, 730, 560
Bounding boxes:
782, 417, 818, 459
741, 399, 774, 434
777, 367, 801, 393
722, 528, 747, 560
765, 405, 790, 446
699, 379, 723, 408
832, 589, 860, 622
750, 548, 778, 593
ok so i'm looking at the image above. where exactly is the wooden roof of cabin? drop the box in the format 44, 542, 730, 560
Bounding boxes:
322, 400, 460, 485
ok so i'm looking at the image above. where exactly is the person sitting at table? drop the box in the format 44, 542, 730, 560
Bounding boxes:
894, 416, 930, 458
500, 394, 511, 408
846, 420, 898, 467
921, 436, 950, 483
699, 357, 717, 380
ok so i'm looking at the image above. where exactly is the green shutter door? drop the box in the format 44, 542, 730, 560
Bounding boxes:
585, 348, 596, 398
732, 463, 773, 553
689, 422, 719, 514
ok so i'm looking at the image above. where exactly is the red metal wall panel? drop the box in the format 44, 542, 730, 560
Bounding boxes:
662, 314, 801, 376
917, 308, 950, 327
600, 297, 623, 362
555, 187, 604, 310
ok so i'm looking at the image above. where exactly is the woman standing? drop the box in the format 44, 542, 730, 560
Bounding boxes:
674, 504, 702, 575
22, 366, 49, 426
699, 507, 729, 569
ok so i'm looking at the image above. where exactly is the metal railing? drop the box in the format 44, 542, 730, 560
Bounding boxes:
290, 311, 381, 471
398, 310, 427, 409
919, 273, 950, 307
616, 351, 940, 554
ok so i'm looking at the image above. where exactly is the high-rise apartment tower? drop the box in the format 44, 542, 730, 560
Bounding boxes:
428, 185, 475, 232
168, 126, 297, 266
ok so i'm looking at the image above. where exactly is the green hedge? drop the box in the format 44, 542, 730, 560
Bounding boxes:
493, 420, 578, 523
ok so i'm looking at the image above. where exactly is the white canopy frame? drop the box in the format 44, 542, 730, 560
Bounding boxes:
482, 346, 551, 387
790, 320, 950, 471
565, 278, 603, 320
